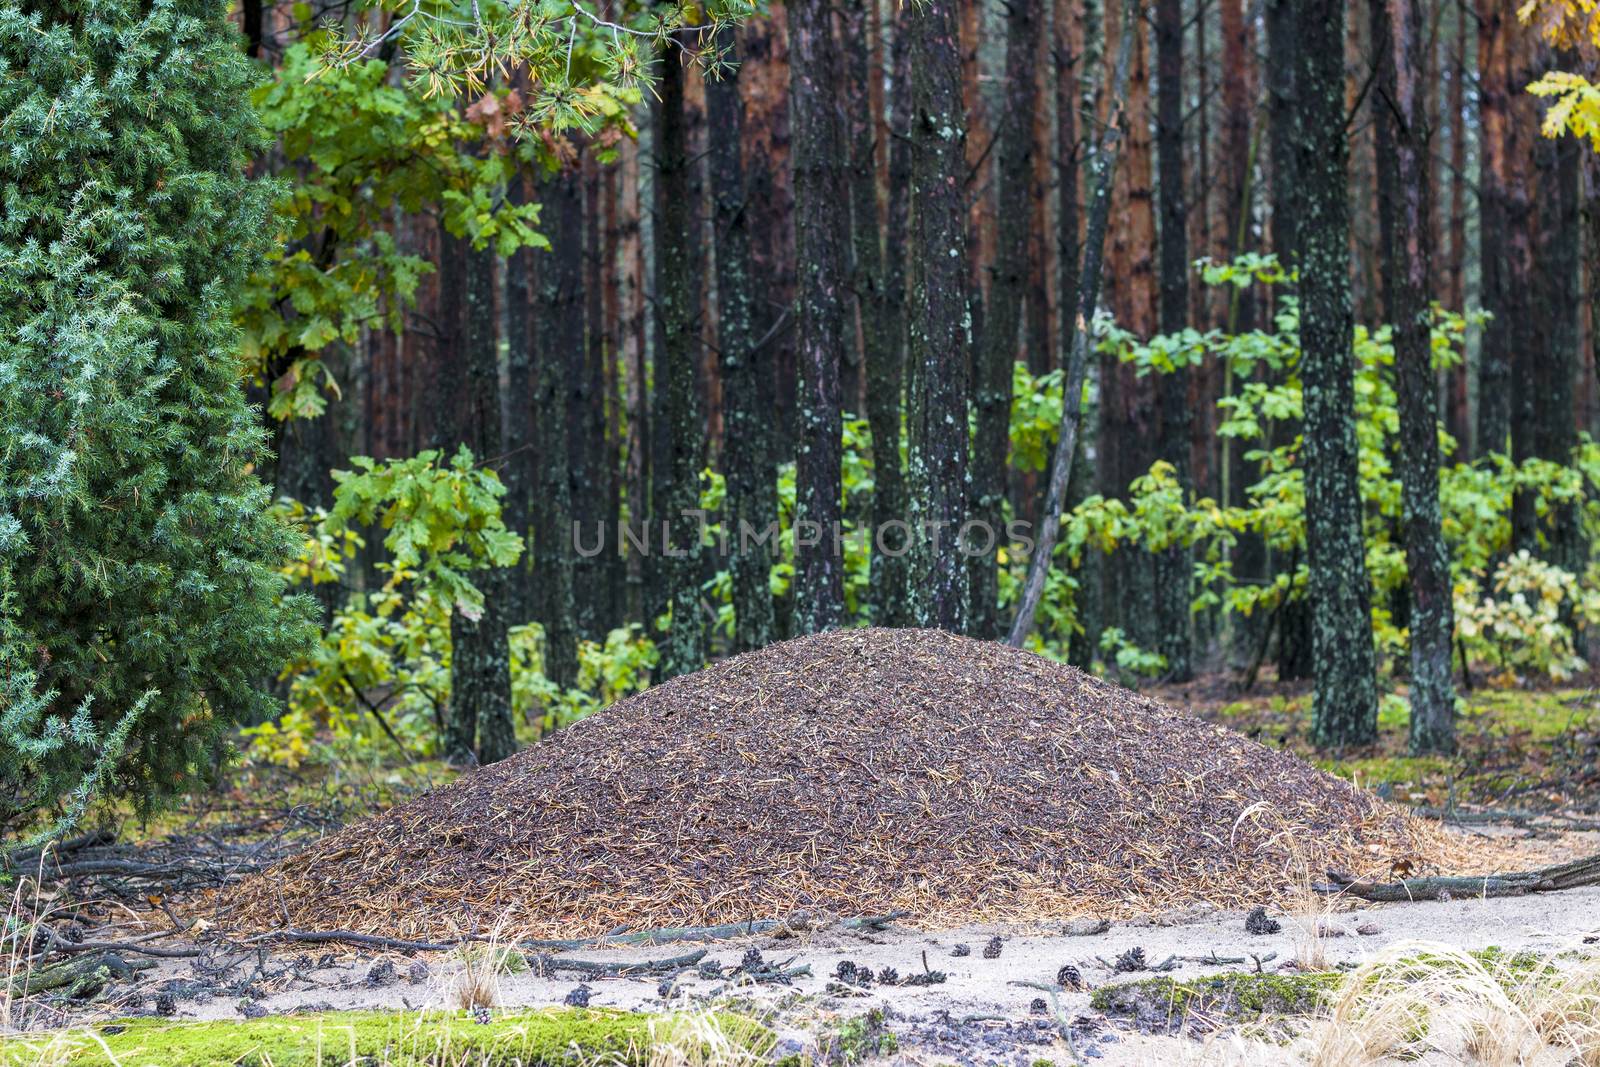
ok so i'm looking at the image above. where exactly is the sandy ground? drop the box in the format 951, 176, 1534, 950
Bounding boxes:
87, 881, 1600, 1066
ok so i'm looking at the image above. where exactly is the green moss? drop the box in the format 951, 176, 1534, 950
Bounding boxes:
1091, 971, 1344, 1023
1313, 754, 1454, 787
0, 1007, 768, 1067
1459, 690, 1595, 743
828, 1008, 897, 1065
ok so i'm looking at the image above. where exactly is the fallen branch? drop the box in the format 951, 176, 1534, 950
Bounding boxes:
1315, 852, 1600, 902
528, 948, 708, 978
1411, 807, 1600, 832
43, 930, 202, 959
243, 930, 460, 952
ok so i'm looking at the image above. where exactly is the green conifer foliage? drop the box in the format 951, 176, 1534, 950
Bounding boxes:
0, 0, 314, 835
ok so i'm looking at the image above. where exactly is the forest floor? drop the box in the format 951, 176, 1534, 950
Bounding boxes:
4, 672, 1600, 1065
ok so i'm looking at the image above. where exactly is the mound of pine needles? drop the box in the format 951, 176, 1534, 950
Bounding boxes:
219, 628, 1445, 940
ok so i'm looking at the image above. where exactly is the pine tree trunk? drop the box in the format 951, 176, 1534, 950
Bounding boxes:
708, 28, 778, 653
971, 0, 1039, 639
1264, 0, 1297, 270
849, 0, 913, 628
1476, 0, 1514, 458
1372, 0, 1455, 755
1264, 0, 1310, 681
907, 0, 972, 632
1295, 0, 1378, 749
1531, 106, 1582, 572
1444, 0, 1470, 449
437, 234, 517, 766
1154, 0, 1191, 682
534, 167, 582, 690
575, 159, 609, 641
503, 173, 536, 628
788, 0, 849, 634
655, 47, 708, 677
1218, 0, 1255, 329
1102, 0, 1159, 656
741, 14, 799, 476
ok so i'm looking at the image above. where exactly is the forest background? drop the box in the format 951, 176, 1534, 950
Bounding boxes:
11, 0, 1600, 833
239, 0, 1600, 770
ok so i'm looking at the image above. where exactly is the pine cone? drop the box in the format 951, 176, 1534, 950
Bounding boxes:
564, 984, 592, 1008
1113, 947, 1147, 972
1245, 906, 1282, 935
877, 967, 899, 985
951, 943, 971, 958
1056, 963, 1083, 990
982, 936, 1003, 959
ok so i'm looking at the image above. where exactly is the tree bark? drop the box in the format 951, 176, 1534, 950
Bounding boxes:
428, 230, 516, 766
655, 47, 708, 677
787, 0, 849, 634
849, 0, 913, 628
1476, 0, 1516, 458
971, 0, 1040, 639
1102, 0, 1158, 656
503, 171, 537, 628
708, 28, 778, 652
1529, 99, 1582, 571
1372, 0, 1456, 755
1154, 0, 1191, 682
1296, 0, 1379, 749
1218, 0, 1256, 329
534, 165, 582, 690
907, 0, 972, 632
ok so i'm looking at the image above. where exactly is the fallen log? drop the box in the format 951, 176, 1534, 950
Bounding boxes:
1315, 852, 1600, 902
6, 953, 154, 998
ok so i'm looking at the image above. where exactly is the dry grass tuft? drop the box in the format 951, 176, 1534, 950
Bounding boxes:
645, 1008, 774, 1067
1191, 941, 1600, 1066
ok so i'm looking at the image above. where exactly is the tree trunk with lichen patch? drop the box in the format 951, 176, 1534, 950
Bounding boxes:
655, 48, 708, 678
906, 0, 971, 632
1295, 0, 1378, 749
788, 0, 848, 635
1372, 0, 1455, 756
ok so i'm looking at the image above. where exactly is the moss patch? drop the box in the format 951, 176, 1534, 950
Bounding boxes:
1091, 972, 1344, 1032
823, 1008, 898, 1065
0, 1007, 768, 1067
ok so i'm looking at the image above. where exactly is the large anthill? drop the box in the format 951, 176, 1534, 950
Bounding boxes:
220, 628, 1443, 940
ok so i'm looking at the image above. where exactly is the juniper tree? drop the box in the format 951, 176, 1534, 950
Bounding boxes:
0, 0, 314, 835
